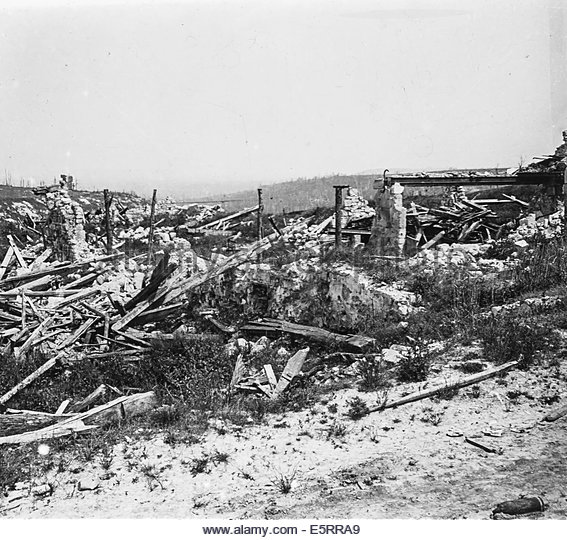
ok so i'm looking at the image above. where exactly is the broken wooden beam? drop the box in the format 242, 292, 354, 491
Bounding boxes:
0, 351, 66, 406
273, 348, 309, 398
368, 360, 519, 413
241, 318, 375, 353
199, 205, 259, 230
0, 391, 157, 445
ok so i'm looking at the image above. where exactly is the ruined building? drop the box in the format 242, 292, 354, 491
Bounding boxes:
35, 178, 90, 261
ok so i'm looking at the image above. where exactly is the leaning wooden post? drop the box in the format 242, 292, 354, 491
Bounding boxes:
103, 189, 113, 255
257, 188, 264, 241
147, 189, 158, 266
333, 185, 349, 249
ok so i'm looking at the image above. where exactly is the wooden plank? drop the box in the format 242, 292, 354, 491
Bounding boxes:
55, 399, 70, 416
131, 302, 184, 325
0, 391, 157, 445
7, 235, 28, 269
69, 384, 107, 413
53, 288, 100, 310
14, 316, 54, 360
30, 248, 53, 269
4, 274, 54, 294
60, 271, 103, 290
241, 318, 375, 352
0, 351, 66, 406
29, 328, 66, 348
263, 364, 278, 391
0, 289, 93, 298
112, 329, 152, 348
199, 205, 259, 230
419, 230, 446, 250
204, 314, 235, 334
0, 247, 14, 280
20, 292, 26, 330
56, 317, 98, 350
0, 253, 123, 287
502, 193, 530, 207
272, 348, 309, 397
26, 296, 45, 321
230, 354, 246, 389
368, 360, 519, 413
312, 215, 335, 235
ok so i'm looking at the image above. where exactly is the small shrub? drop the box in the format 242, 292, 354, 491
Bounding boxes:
346, 396, 370, 420
212, 450, 230, 465
98, 447, 114, 471
420, 407, 444, 426
478, 315, 550, 369
271, 470, 296, 494
139, 463, 163, 491
468, 385, 481, 399
326, 421, 348, 440
357, 354, 389, 392
190, 456, 211, 476
398, 338, 431, 383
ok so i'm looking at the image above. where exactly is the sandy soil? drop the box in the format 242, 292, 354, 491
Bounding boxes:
2, 355, 567, 520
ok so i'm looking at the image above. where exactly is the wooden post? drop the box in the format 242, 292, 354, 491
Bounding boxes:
147, 189, 157, 266
103, 189, 113, 255
257, 188, 264, 241
333, 185, 349, 249
563, 168, 567, 237
20, 292, 26, 330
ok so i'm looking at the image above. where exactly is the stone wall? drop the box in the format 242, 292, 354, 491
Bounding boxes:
198, 258, 417, 330
368, 182, 407, 257
44, 186, 90, 261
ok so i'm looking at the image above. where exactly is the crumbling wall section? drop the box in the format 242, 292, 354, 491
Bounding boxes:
368, 182, 407, 256
210, 259, 417, 329
44, 186, 90, 261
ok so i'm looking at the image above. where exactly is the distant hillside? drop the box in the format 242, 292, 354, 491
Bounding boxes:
201, 170, 498, 214
209, 174, 381, 214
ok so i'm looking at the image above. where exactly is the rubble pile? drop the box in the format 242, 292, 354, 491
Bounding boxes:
507, 207, 563, 243
281, 217, 330, 253
342, 187, 375, 225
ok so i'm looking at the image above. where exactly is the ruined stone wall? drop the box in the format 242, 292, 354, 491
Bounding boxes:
368, 182, 407, 257
198, 259, 417, 330
44, 187, 90, 261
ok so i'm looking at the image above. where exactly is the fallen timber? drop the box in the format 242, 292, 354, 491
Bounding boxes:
0, 391, 157, 444
0, 253, 124, 288
241, 318, 375, 353
198, 205, 259, 230
368, 360, 519, 413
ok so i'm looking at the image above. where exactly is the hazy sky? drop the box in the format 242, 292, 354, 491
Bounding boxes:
0, 0, 564, 197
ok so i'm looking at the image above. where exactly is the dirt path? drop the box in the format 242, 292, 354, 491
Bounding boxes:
2, 364, 567, 520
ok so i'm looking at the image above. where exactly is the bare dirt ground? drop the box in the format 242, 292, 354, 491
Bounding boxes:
3, 354, 566, 520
